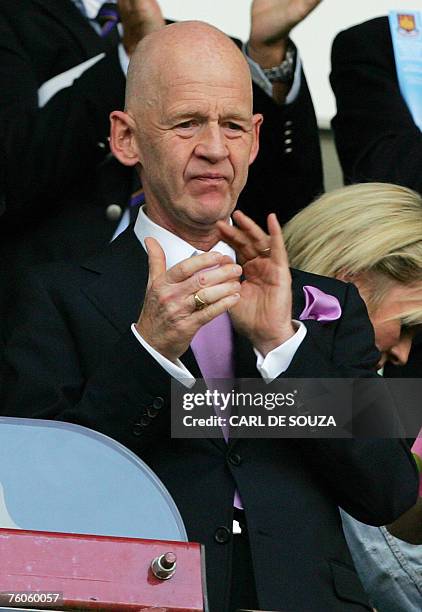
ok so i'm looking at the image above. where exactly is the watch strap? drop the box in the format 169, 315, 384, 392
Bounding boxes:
262, 40, 297, 83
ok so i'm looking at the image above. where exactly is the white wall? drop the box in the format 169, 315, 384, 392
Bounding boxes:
159, 0, 417, 127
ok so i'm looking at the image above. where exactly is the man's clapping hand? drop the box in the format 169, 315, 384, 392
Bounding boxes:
136, 238, 242, 362
217, 211, 295, 357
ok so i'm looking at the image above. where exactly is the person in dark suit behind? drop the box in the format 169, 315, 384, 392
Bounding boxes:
330, 15, 422, 383
2, 20, 418, 612
330, 15, 422, 193
0, 0, 323, 269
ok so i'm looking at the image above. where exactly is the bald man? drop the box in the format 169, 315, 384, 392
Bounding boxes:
0, 0, 323, 348
2, 22, 418, 612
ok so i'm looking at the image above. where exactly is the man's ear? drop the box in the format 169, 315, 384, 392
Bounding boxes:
249, 113, 263, 166
109, 110, 140, 166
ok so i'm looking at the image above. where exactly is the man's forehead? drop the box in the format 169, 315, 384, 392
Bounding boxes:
159, 53, 250, 89
154, 70, 253, 114
151, 78, 250, 114
163, 97, 252, 121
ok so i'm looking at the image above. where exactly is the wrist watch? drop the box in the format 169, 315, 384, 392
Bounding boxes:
262, 40, 297, 84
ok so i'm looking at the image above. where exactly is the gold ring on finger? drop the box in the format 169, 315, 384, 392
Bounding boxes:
194, 293, 207, 311
259, 247, 271, 257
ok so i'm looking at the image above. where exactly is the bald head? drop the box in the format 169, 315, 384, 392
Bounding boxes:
110, 19, 262, 246
125, 21, 253, 114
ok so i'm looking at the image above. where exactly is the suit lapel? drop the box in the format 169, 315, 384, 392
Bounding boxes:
80, 229, 148, 333
33, 0, 111, 57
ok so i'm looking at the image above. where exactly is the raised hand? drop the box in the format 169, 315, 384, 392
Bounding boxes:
136, 238, 242, 362
118, 0, 165, 56
249, 0, 322, 67
217, 211, 295, 356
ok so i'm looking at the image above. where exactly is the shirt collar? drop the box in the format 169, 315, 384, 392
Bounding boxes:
134, 206, 236, 270
74, 0, 116, 20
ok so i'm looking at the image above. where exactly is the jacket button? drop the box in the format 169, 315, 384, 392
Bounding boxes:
284, 120, 293, 128
140, 415, 151, 426
147, 397, 165, 417
106, 204, 122, 221
228, 453, 241, 466
214, 526, 231, 544
133, 423, 144, 436
152, 397, 165, 410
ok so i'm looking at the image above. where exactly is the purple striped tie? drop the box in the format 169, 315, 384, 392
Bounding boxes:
96, 2, 120, 37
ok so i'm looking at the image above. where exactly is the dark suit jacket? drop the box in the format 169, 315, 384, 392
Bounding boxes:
0, 0, 323, 357
2, 227, 418, 612
330, 16, 422, 379
0, 0, 323, 265
330, 16, 422, 191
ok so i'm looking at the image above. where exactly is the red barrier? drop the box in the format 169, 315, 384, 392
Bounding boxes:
0, 528, 206, 611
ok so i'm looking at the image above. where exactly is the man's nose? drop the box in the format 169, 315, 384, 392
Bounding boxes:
194, 124, 229, 162
388, 336, 413, 366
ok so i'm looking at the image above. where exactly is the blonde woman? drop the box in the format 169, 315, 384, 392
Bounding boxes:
284, 182, 422, 370
284, 182, 422, 612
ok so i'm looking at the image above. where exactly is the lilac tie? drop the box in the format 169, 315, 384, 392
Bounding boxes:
191, 311, 235, 440
191, 312, 235, 382
191, 312, 243, 508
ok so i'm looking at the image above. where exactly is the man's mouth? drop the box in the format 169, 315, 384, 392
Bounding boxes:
191, 173, 227, 183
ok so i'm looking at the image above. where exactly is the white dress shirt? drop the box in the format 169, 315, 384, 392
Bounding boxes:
79, 0, 104, 19
132, 207, 306, 387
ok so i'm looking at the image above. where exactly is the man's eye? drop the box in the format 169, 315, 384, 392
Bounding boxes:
225, 122, 243, 131
177, 120, 198, 129
223, 122, 245, 137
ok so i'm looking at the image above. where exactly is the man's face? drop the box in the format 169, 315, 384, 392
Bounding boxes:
132, 54, 261, 234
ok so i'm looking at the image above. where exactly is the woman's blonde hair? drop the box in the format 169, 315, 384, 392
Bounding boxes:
283, 183, 422, 325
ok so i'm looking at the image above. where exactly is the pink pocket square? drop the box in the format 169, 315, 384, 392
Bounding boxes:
299, 286, 342, 322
